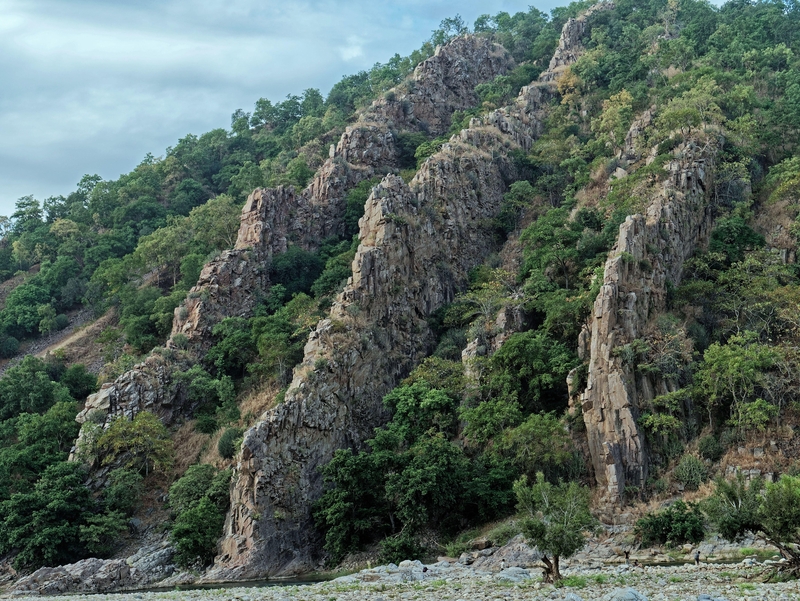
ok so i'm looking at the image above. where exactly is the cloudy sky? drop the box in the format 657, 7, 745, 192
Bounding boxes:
0, 0, 722, 217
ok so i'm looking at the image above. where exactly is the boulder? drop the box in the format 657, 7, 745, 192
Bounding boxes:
11, 558, 145, 596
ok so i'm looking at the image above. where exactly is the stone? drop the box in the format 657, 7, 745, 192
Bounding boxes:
601, 588, 648, 601
11, 558, 145, 595
470, 534, 542, 571
493, 567, 531, 583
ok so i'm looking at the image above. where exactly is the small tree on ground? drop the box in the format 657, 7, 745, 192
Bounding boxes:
704, 472, 800, 576
514, 472, 598, 583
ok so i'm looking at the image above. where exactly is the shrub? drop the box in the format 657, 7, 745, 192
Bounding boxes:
54, 314, 70, 330
379, 532, 425, 564
96, 411, 174, 476
0, 334, 19, 358
172, 333, 189, 349
218, 427, 243, 459
698, 435, 724, 462
169, 464, 217, 515
635, 500, 705, 547
61, 364, 98, 401
675, 454, 708, 491
171, 497, 225, 567
104, 468, 144, 515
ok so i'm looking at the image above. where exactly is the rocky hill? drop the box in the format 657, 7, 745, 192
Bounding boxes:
3, 0, 800, 592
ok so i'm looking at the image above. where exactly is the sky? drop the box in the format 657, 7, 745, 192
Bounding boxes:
0, 0, 723, 217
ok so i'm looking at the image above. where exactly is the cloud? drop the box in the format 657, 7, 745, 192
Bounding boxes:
339, 35, 365, 61
0, 0, 575, 214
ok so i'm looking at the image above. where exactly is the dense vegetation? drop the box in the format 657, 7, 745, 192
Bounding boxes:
2, 0, 800, 575
314, 0, 800, 563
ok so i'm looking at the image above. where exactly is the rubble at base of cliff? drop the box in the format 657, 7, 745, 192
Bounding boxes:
4, 556, 799, 601
1, 529, 783, 598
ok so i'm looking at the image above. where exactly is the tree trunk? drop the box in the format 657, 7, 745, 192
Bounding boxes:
553, 555, 562, 582
540, 554, 554, 583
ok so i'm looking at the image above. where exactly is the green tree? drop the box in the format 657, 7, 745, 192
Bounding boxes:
514, 473, 598, 582
171, 497, 225, 567
0, 462, 92, 569
96, 411, 173, 476
694, 331, 781, 430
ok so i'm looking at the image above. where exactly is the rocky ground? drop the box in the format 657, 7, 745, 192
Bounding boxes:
3, 559, 800, 601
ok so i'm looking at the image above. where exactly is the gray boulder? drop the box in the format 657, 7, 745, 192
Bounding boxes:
601, 588, 648, 601
11, 558, 145, 595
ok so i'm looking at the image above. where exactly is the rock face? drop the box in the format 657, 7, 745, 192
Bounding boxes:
540, 2, 614, 82
214, 5, 613, 579
169, 35, 515, 347
74, 35, 514, 436
579, 140, 716, 500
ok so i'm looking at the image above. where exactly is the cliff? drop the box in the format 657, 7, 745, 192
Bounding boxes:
71, 35, 514, 439
213, 4, 614, 578
578, 138, 716, 500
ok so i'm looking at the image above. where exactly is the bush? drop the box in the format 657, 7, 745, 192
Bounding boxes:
169, 464, 217, 515
218, 427, 243, 459
698, 435, 724, 462
0, 334, 19, 358
104, 468, 143, 515
635, 500, 705, 547
61, 364, 98, 401
54, 314, 70, 330
96, 411, 174, 476
675, 454, 708, 491
379, 532, 425, 564
171, 497, 225, 567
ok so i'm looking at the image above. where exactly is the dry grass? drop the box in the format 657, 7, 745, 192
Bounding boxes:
199, 428, 226, 467
171, 420, 210, 478
239, 380, 280, 425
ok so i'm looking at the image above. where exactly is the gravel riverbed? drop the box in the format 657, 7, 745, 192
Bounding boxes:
5, 561, 799, 601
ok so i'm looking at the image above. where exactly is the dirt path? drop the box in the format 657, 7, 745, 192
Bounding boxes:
0, 308, 115, 377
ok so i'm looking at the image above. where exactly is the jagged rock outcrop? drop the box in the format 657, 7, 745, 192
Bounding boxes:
540, 2, 614, 83
578, 139, 716, 500
170, 35, 515, 346
214, 4, 613, 579
9, 543, 177, 595
11, 559, 145, 596
73, 35, 514, 437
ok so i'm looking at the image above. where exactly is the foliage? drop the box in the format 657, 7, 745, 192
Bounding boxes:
0, 462, 123, 569
703, 471, 763, 542
218, 427, 243, 460
103, 468, 144, 515
698, 435, 724, 462
635, 500, 705, 547
171, 497, 226, 567
169, 466, 231, 567
674, 454, 708, 491
704, 474, 800, 571
97, 411, 174, 476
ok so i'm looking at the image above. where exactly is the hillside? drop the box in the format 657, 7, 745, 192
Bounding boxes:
3, 0, 800, 592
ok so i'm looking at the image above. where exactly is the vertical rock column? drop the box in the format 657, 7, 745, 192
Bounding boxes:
580, 141, 715, 500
